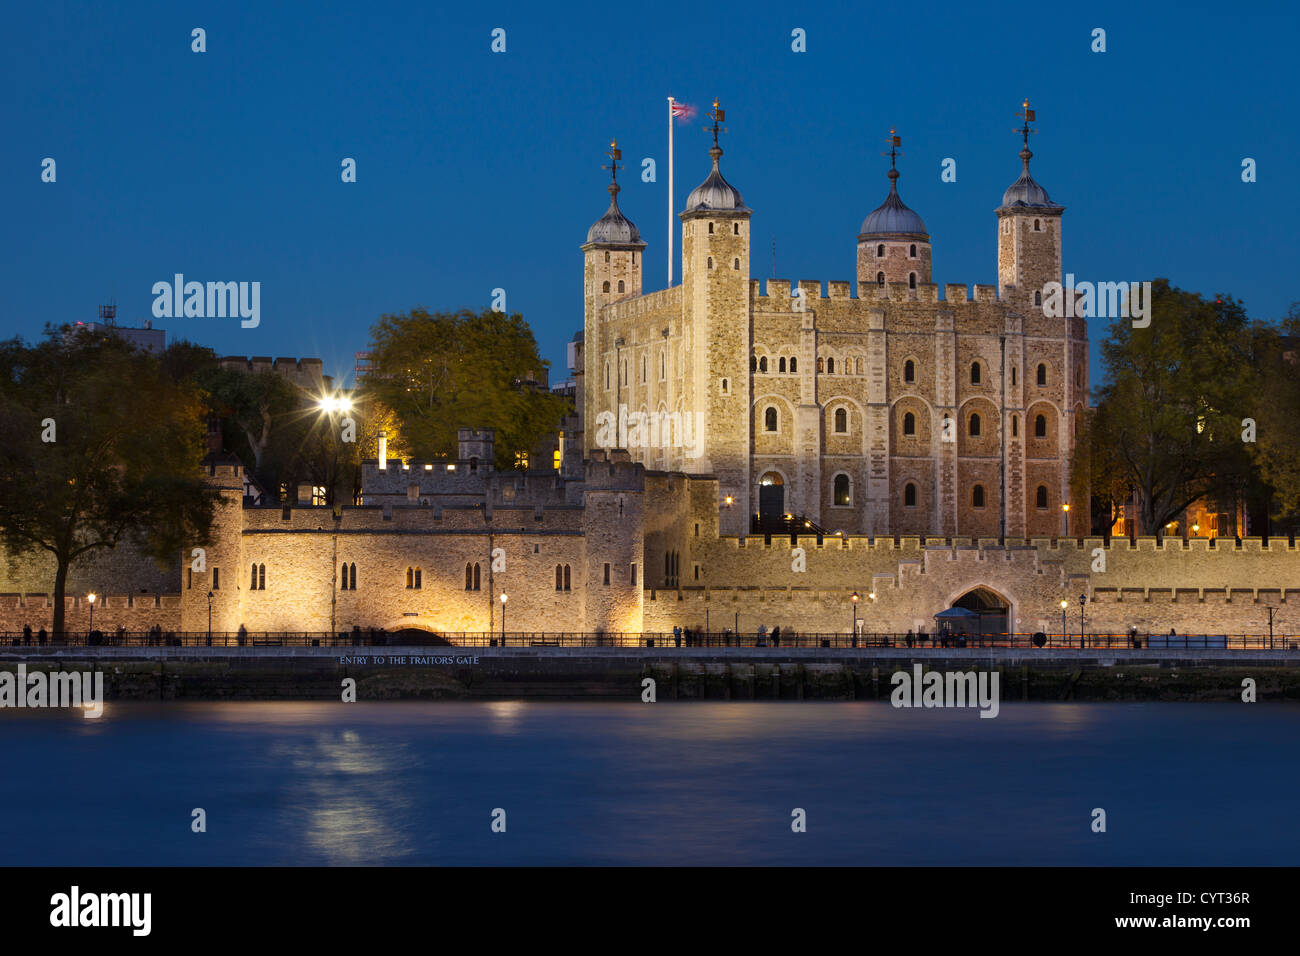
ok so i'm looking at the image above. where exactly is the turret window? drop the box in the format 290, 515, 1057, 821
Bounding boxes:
909, 273, 917, 289
971, 362, 981, 385
904, 359, 915, 383
465, 562, 481, 591
1034, 290, 1042, 306
733, 223, 739, 235
1037, 363, 1047, 386
877, 272, 885, 287
759, 356, 768, 373
789, 357, 797, 373
1034, 219, 1041, 231
708, 222, 714, 234
834, 407, 848, 433
708, 257, 714, 269
618, 280, 625, 293
602, 281, 610, 293
903, 411, 916, 436
604, 252, 610, 262
833, 474, 852, 506
909, 244, 917, 257
1035, 414, 1047, 438
969, 412, 981, 437
904, 483, 917, 508
1036, 485, 1049, 509
877, 244, 885, 257
1012, 415, 1019, 437
778, 357, 786, 373
827, 357, 835, 374
764, 406, 778, 432
733, 258, 740, 270
972, 485, 986, 508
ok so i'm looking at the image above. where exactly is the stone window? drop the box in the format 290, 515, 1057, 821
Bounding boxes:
834, 407, 848, 433
187, 568, 192, 590
465, 562, 481, 591
605, 363, 610, 390
708, 257, 714, 269
406, 567, 422, 589
721, 378, 729, 394
817, 357, 824, 373
877, 244, 885, 257
604, 562, 611, 585
969, 412, 981, 437
733, 258, 740, 270
1012, 415, 1019, 437
630, 563, 637, 586
764, 406, 778, 432
827, 357, 835, 374
733, 223, 739, 235
605, 251, 610, 262
708, 222, 714, 234
1035, 414, 1047, 438
909, 273, 917, 289
642, 354, 647, 382
904, 483, 917, 508
659, 351, 665, 380
972, 485, 986, 509
618, 280, 625, 293
909, 244, 917, 257
554, 564, 571, 591
779, 356, 786, 373
789, 357, 797, 373
1037, 363, 1047, 386
876, 272, 885, 287
213, 568, 220, 590
339, 562, 356, 590
971, 362, 981, 385
855, 358, 863, 375
759, 356, 768, 373
903, 411, 915, 436
664, 551, 680, 587
1034, 219, 1041, 231
904, 359, 915, 383
1035, 485, 1049, 509
834, 474, 851, 506
1011, 366, 1017, 386
751, 354, 757, 372
1034, 290, 1042, 306
602, 281, 610, 293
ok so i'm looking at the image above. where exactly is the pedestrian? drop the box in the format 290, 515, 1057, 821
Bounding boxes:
771, 625, 781, 647
673, 625, 682, 648
22, 624, 32, 646
757, 623, 768, 647
905, 628, 914, 648
37, 627, 47, 646
1169, 627, 1176, 637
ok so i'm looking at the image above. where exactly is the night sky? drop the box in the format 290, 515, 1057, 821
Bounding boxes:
5, 0, 1296, 387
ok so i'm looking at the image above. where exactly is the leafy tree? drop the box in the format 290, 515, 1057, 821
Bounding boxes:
1246, 304, 1300, 519
202, 366, 301, 486
1073, 280, 1260, 536
0, 327, 218, 636
364, 307, 568, 467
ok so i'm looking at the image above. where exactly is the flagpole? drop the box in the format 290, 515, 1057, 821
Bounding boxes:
667, 96, 675, 288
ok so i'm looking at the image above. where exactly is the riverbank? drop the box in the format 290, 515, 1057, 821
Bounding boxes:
2, 646, 1299, 701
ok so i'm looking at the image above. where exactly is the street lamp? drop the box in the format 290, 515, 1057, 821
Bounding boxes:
500, 593, 507, 646
87, 592, 96, 638
207, 590, 214, 642
1060, 599, 1069, 642
1078, 593, 1087, 649
851, 591, 859, 641
1061, 502, 1070, 536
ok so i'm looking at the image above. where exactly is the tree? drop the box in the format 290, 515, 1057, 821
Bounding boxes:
364, 307, 569, 467
0, 327, 219, 636
202, 365, 301, 487
1073, 280, 1260, 537
1247, 305, 1300, 520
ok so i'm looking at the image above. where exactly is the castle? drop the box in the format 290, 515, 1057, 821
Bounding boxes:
582, 102, 1087, 538
1, 103, 1297, 641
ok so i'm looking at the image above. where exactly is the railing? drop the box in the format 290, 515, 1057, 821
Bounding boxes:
1, 630, 1298, 651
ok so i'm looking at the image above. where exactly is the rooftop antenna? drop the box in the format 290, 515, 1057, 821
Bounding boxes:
98, 298, 117, 325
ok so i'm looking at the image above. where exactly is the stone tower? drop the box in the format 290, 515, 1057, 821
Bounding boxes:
581, 140, 646, 452
679, 100, 752, 534
996, 100, 1064, 314
857, 129, 931, 296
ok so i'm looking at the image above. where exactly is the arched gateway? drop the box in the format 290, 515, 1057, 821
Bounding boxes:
947, 587, 1011, 636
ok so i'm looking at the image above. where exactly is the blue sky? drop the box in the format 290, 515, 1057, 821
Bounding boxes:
4, 0, 1297, 388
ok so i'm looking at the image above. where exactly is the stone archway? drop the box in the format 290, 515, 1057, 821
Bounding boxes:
758, 471, 785, 525
949, 587, 1011, 636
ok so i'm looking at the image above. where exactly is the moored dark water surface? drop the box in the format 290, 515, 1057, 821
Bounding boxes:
1, 700, 1295, 865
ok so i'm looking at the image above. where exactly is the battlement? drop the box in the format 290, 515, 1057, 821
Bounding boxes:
747, 278, 1012, 311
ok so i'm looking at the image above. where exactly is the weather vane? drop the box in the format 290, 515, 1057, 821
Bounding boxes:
706, 98, 726, 148
1015, 98, 1037, 149
881, 127, 903, 170
602, 139, 623, 186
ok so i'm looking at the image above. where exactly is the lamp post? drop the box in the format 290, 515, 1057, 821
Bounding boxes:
207, 590, 213, 643
851, 591, 859, 643
1078, 593, 1087, 649
87, 592, 96, 640
500, 593, 507, 646
1061, 502, 1070, 537
1060, 599, 1068, 644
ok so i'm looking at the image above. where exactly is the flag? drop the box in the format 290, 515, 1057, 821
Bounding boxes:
671, 101, 696, 119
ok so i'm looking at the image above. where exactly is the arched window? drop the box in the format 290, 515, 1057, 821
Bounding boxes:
909, 273, 917, 289
604, 251, 610, 263
617, 280, 625, 293
877, 243, 885, 257
733, 223, 739, 234
602, 281, 610, 293
707, 257, 714, 269
348, 563, 356, 590
1034, 290, 1042, 306
733, 258, 740, 270
250, 564, 258, 589
971, 362, 981, 385
834, 474, 851, 506
827, 357, 835, 374
904, 359, 915, 383
708, 222, 714, 234
759, 356, 768, 373
904, 483, 917, 507
564, 564, 571, 590
779, 357, 786, 373
969, 412, 981, 437
834, 408, 848, 433
1035, 414, 1047, 437
764, 407, 778, 432
817, 357, 824, 372
877, 272, 885, 287
1036, 485, 1049, 509
909, 243, 917, 257
1037, 363, 1047, 386
555, 565, 564, 591
466, 563, 474, 590
855, 358, 863, 374
1034, 219, 1041, 231
1011, 366, 1017, 386
789, 357, 797, 373
751, 354, 757, 371
903, 411, 916, 435
972, 485, 985, 508
1012, 415, 1018, 437
406, 567, 422, 589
